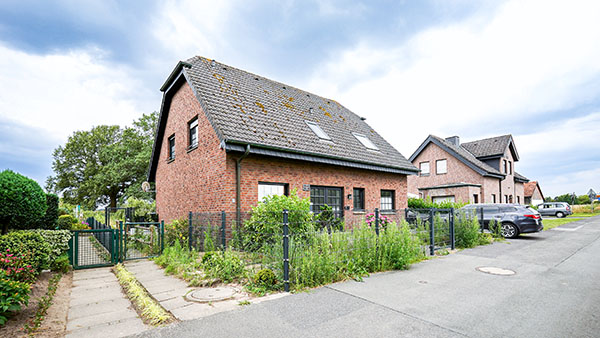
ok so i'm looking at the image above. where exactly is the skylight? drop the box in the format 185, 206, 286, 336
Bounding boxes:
305, 121, 331, 140
353, 133, 378, 150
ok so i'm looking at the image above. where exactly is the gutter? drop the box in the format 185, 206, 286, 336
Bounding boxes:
236, 144, 251, 221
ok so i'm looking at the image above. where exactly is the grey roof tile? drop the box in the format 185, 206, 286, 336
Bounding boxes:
183, 56, 417, 172
428, 135, 503, 176
461, 135, 513, 158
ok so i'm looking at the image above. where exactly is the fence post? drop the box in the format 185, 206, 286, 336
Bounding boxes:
221, 211, 226, 249
283, 209, 290, 292
374, 208, 380, 236
73, 231, 79, 269
429, 209, 435, 256
450, 208, 455, 250
68, 232, 74, 266
188, 211, 193, 251
160, 220, 165, 254
119, 221, 124, 262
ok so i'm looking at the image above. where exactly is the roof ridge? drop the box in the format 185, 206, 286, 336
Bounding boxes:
462, 134, 512, 144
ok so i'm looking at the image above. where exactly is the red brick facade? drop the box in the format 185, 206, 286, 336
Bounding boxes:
407, 142, 525, 204
155, 82, 408, 222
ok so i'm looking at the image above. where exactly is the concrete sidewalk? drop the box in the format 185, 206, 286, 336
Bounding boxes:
125, 260, 280, 321
66, 267, 147, 338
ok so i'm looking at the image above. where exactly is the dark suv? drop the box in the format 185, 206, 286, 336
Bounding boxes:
460, 204, 543, 238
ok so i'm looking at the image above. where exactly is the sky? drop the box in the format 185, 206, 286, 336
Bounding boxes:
0, 0, 599, 198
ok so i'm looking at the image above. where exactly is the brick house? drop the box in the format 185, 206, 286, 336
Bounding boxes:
407, 135, 529, 204
147, 57, 418, 222
524, 181, 545, 206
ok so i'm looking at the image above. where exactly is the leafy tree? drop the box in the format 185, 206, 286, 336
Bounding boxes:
577, 195, 591, 205
47, 112, 157, 209
0, 170, 47, 234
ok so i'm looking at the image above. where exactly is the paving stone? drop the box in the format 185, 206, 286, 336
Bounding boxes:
67, 309, 137, 331
68, 297, 132, 320
66, 316, 147, 338
170, 303, 215, 321
69, 287, 124, 306
160, 295, 194, 311
71, 281, 120, 294
153, 288, 195, 302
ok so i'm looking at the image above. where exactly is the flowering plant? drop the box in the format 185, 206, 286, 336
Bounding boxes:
0, 249, 36, 283
365, 213, 391, 229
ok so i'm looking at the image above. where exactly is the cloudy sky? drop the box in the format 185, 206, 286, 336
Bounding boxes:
1, 0, 599, 197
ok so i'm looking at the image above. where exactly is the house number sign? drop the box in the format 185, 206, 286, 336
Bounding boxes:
302, 184, 310, 191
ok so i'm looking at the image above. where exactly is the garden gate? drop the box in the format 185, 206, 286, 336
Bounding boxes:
68, 218, 164, 269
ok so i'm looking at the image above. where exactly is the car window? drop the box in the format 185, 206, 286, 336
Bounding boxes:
554, 204, 563, 208
500, 206, 517, 212
482, 207, 499, 214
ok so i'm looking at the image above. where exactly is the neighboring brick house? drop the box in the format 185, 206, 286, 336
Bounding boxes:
147, 57, 418, 222
524, 181, 545, 206
407, 135, 529, 204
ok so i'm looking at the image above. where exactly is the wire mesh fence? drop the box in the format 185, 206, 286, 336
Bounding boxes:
184, 208, 480, 290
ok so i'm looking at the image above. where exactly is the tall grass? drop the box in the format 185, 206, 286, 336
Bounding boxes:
572, 203, 600, 214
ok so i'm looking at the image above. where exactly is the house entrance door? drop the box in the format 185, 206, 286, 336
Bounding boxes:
310, 186, 343, 216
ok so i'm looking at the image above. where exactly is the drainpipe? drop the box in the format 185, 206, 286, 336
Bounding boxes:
236, 145, 251, 223
499, 179, 503, 204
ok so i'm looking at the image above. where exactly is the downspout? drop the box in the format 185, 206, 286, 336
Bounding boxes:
236, 145, 251, 222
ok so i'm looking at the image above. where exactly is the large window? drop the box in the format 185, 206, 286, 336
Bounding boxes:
168, 135, 175, 160
419, 162, 430, 176
436, 159, 447, 174
310, 186, 343, 214
188, 117, 198, 149
258, 182, 288, 202
353, 188, 365, 210
380, 190, 395, 210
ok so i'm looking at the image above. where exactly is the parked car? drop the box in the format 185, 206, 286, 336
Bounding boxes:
460, 204, 543, 238
537, 202, 572, 218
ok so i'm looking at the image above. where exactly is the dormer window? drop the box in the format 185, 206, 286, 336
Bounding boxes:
352, 133, 378, 150
305, 121, 331, 140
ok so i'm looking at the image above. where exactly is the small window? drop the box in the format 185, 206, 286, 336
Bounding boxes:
508, 161, 512, 175
473, 194, 479, 203
168, 135, 175, 160
188, 117, 198, 148
352, 133, 378, 150
492, 194, 496, 203
305, 121, 331, 140
517, 196, 520, 204
436, 159, 447, 174
420, 162, 430, 176
503, 160, 507, 174
353, 188, 365, 210
258, 182, 288, 201
380, 190, 395, 210
505, 195, 508, 203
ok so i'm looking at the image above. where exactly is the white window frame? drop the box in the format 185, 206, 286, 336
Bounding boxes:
352, 132, 379, 150
436, 159, 447, 174
258, 182, 287, 202
419, 162, 430, 176
305, 121, 331, 140
189, 117, 198, 148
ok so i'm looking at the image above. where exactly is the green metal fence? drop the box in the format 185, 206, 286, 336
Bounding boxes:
120, 221, 165, 261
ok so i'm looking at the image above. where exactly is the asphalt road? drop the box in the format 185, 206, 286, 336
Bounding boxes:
132, 216, 600, 338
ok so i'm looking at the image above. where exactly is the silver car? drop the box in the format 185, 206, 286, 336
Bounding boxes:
537, 202, 573, 218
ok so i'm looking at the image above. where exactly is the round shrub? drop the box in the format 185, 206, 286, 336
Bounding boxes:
0, 170, 47, 234
254, 268, 277, 287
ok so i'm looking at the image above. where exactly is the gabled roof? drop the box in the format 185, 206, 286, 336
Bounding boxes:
514, 171, 529, 183
524, 181, 543, 199
409, 135, 504, 178
461, 135, 520, 161
148, 57, 418, 181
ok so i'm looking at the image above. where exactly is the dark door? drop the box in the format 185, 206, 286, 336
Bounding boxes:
310, 186, 343, 215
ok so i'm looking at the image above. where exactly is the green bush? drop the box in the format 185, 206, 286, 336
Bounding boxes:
253, 268, 277, 287
315, 204, 343, 232
0, 170, 47, 234
201, 250, 245, 283
0, 231, 52, 273
164, 219, 188, 247
454, 212, 481, 248
41, 194, 59, 230
242, 190, 313, 251
57, 215, 76, 230
50, 254, 71, 273
0, 271, 31, 326
31, 230, 71, 262
408, 197, 466, 209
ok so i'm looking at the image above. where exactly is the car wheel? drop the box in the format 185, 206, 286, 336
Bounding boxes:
556, 212, 565, 218
501, 222, 519, 238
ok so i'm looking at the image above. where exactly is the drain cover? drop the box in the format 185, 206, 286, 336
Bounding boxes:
186, 287, 237, 303
476, 266, 516, 276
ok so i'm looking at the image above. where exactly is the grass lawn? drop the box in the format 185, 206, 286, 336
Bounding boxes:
571, 213, 600, 218
543, 217, 584, 230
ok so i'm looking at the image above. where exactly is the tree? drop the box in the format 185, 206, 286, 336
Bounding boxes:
577, 195, 591, 205
0, 170, 47, 234
47, 112, 158, 209
42, 193, 59, 229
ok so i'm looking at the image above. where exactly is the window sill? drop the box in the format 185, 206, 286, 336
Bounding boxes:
352, 210, 366, 214
166, 158, 175, 164
436, 173, 447, 175
187, 145, 198, 153
420, 174, 430, 177
380, 210, 396, 215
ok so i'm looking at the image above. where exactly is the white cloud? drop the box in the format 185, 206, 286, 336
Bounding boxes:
0, 43, 154, 142
305, 0, 600, 195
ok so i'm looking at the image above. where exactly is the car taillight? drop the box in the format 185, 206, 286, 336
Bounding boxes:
524, 214, 540, 219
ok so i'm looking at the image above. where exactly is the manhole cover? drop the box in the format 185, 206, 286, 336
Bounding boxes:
476, 266, 516, 276
186, 287, 237, 303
